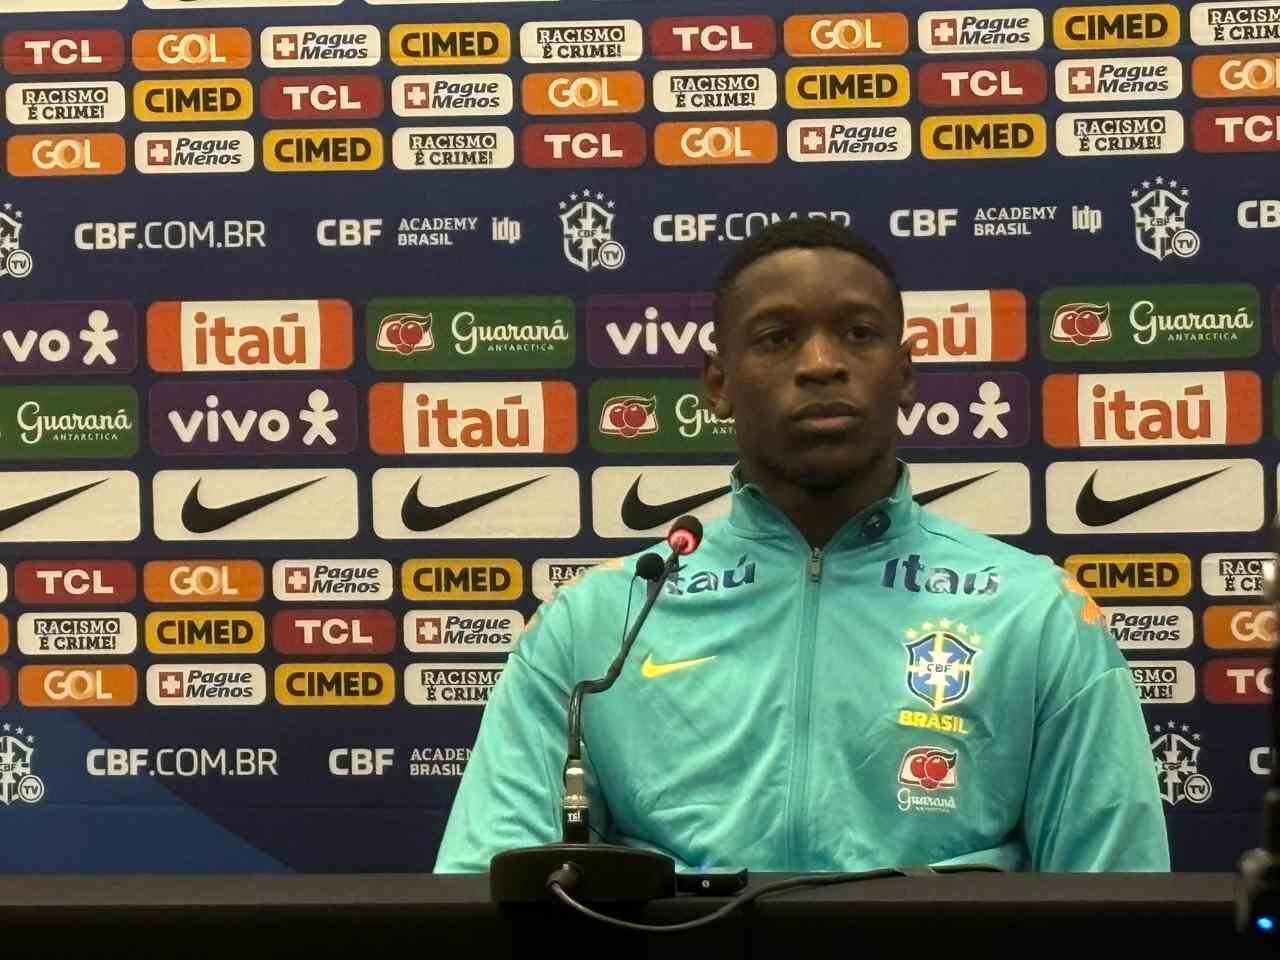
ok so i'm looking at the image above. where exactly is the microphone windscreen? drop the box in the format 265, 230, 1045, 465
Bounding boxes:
635, 553, 665, 581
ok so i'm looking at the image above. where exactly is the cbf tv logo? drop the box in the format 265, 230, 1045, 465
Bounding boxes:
1131, 176, 1200, 261
559, 189, 625, 273
1150, 721, 1212, 806
0, 203, 34, 280
903, 619, 980, 710
0, 723, 45, 806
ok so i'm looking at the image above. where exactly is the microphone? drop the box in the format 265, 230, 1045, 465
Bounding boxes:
489, 516, 704, 904
1236, 530, 1280, 938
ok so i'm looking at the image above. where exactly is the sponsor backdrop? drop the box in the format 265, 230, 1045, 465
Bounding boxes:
0, 0, 1274, 874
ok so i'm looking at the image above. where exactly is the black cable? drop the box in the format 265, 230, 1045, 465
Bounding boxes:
547, 864, 1004, 934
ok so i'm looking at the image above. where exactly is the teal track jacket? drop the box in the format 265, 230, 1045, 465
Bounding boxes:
435, 464, 1171, 874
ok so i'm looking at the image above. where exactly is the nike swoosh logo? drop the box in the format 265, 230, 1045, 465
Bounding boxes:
640, 654, 716, 679
914, 471, 997, 507
0, 478, 108, 532
182, 477, 324, 534
1075, 467, 1228, 527
401, 475, 545, 532
620, 476, 730, 531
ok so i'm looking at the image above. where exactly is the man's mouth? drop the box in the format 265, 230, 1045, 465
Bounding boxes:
791, 401, 861, 431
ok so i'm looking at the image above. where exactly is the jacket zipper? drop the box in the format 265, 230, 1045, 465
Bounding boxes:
787, 546, 823, 869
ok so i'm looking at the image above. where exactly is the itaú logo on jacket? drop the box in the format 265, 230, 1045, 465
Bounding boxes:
663, 554, 756, 596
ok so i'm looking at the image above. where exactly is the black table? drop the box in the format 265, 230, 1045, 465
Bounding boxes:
0, 873, 1267, 957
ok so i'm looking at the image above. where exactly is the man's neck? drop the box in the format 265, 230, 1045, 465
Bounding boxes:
742, 455, 899, 549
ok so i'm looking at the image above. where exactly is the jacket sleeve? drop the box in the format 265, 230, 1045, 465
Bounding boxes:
1019, 576, 1171, 872
433, 586, 613, 873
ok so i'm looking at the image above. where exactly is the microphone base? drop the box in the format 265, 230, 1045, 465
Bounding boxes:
1236, 846, 1280, 937
490, 843, 675, 904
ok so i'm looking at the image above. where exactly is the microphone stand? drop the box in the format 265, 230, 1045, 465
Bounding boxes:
489, 554, 679, 905
1236, 550, 1280, 940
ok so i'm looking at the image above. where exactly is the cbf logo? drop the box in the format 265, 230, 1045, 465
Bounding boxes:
0, 723, 45, 807
0, 203, 34, 280
1131, 176, 1200, 262
903, 619, 980, 710
1151, 722, 1212, 806
559, 189, 625, 273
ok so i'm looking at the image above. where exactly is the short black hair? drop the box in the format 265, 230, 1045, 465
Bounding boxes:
711, 218, 904, 344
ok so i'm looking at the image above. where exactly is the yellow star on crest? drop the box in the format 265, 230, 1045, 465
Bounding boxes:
955, 623, 968, 634
939, 618, 952, 629
905, 628, 918, 639
921, 621, 934, 632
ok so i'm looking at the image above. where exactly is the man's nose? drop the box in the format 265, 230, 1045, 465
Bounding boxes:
794, 332, 849, 382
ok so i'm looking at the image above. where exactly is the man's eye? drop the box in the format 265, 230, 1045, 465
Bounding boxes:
845, 325, 876, 342
756, 329, 789, 346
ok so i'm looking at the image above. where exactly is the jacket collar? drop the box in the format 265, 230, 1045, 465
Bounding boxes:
725, 459, 920, 550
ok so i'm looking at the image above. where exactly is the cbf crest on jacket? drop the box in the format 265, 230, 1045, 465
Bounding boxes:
435, 464, 1170, 874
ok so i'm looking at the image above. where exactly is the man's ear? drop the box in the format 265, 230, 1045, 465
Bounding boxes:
702, 345, 732, 419
897, 338, 916, 408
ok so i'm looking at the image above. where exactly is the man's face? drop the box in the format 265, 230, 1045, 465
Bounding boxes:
704, 246, 914, 491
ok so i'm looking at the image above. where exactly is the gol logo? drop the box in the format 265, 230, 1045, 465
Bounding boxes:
133, 79, 253, 121
783, 14, 909, 56
921, 114, 1047, 158
143, 560, 264, 603
145, 611, 266, 654
1193, 54, 1280, 98
19, 665, 136, 707
0, 616, 8, 656
522, 71, 645, 114
1204, 605, 1276, 650
402, 559, 523, 601
7, 134, 125, 176
275, 664, 395, 706
263, 128, 383, 172
132, 29, 252, 71
369, 381, 577, 454
786, 65, 910, 107
390, 23, 511, 66
655, 121, 777, 165
4, 30, 126, 74
1053, 3, 1180, 48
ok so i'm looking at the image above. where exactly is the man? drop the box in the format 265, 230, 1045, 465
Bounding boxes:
434, 220, 1170, 874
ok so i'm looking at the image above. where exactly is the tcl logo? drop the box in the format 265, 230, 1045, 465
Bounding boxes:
16, 561, 136, 603
329, 748, 393, 776
4, 31, 125, 74
261, 76, 384, 120
19, 665, 137, 707
1194, 108, 1280, 152
919, 60, 1047, 106
7, 134, 126, 176
272, 610, 396, 654
654, 121, 778, 166
1204, 657, 1271, 703
521, 122, 646, 168
650, 16, 776, 60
